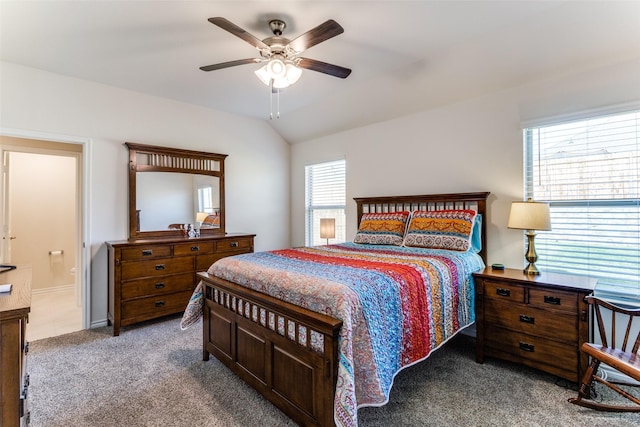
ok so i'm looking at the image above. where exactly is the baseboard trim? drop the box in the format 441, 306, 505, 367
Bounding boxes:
91, 319, 109, 329
32, 284, 75, 295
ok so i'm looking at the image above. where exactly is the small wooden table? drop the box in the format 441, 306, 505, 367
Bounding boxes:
473, 267, 596, 382
0, 265, 32, 427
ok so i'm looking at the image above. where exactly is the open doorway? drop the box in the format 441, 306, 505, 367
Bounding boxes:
1, 136, 84, 340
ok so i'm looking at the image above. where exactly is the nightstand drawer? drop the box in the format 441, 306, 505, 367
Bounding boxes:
484, 299, 578, 342
483, 280, 525, 303
529, 288, 577, 313
485, 324, 577, 370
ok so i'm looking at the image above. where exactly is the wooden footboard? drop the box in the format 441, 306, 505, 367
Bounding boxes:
197, 272, 343, 427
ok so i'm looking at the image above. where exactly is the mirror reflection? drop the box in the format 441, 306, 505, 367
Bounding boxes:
136, 172, 220, 231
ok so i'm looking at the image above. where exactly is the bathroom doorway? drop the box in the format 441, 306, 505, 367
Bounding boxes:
1, 136, 84, 340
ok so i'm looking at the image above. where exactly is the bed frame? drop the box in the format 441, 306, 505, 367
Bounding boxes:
197, 192, 490, 426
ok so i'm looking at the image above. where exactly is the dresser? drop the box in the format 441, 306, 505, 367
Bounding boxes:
0, 266, 31, 427
107, 234, 254, 336
474, 267, 596, 383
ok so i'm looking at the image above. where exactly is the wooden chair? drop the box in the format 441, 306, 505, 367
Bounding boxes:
568, 296, 640, 411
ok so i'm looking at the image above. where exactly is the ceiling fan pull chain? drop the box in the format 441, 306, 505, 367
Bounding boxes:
277, 86, 280, 119
269, 80, 273, 120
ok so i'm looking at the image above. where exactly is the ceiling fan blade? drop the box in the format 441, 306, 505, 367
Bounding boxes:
200, 58, 262, 72
208, 17, 269, 51
297, 58, 351, 79
287, 19, 344, 53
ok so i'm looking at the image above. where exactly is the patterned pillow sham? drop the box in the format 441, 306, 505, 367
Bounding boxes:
403, 209, 477, 251
353, 211, 410, 245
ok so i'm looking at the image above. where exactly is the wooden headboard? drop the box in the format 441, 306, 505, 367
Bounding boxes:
353, 192, 491, 264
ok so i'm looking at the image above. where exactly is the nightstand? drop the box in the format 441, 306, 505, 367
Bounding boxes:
473, 267, 596, 382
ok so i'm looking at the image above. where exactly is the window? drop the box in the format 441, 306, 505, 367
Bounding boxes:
523, 109, 640, 303
305, 160, 346, 246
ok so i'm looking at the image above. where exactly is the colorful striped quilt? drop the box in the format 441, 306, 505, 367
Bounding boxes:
206, 243, 484, 427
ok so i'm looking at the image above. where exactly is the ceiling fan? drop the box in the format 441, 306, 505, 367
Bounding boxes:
200, 17, 352, 89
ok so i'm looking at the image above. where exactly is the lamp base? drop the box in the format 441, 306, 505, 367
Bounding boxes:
523, 262, 541, 275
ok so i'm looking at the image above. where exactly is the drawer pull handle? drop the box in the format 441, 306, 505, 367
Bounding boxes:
155, 301, 165, 307
191, 245, 200, 251
24, 341, 29, 354
155, 282, 165, 289
142, 249, 153, 256
230, 241, 239, 248
519, 314, 535, 324
155, 264, 165, 270
496, 288, 511, 297
544, 295, 561, 305
519, 342, 535, 352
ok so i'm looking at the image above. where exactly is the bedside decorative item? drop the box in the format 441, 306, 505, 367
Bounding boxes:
508, 198, 551, 275
320, 218, 336, 245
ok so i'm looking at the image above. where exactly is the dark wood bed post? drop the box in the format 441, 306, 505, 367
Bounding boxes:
199, 192, 490, 426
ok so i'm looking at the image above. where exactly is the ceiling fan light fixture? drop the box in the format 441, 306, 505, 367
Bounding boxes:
255, 62, 302, 88
267, 58, 287, 79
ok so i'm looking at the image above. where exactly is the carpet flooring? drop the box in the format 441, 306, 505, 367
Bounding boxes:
27, 315, 640, 426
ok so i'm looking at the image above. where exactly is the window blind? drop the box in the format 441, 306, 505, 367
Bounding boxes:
305, 160, 346, 246
524, 110, 640, 303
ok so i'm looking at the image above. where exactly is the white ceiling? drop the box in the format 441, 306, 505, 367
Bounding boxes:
1, 1, 639, 144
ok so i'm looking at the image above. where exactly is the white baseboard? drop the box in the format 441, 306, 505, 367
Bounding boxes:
599, 365, 640, 385
32, 284, 75, 295
91, 319, 109, 329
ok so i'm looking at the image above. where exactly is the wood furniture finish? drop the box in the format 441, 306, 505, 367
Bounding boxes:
199, 192, 490, 426
108, 234, 254, 336
0, 266, 32, 427
569, 296, 640, 411
125, 142, 227, 240
474, 267, 596, 382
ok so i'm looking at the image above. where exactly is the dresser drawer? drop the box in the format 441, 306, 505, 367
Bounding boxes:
485, 324, 578, 372
174, 242, 215, 256
483, 280, 525, 303
121, 273, 194, 300
484, 298, 578, 342
529, 287, 578, 313
216, 238, 253, 253
196, 253, 240, 271
121, 289, 193, 320
121, 257, 194, 280
120, 245, 172, 260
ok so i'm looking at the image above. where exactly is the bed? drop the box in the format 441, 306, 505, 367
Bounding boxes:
194, 192, 489, 427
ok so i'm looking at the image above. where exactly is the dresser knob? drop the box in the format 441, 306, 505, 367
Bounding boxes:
155, 301, 165, 307
519, 314, 535, 324
155, 264, 165, 270
519, 342, 535, 352
496, 288, 511, 297
142, 249, 153, 256
230, 241, 239, 248
191, 246, 200, 251
544, 295, 561, 305
155, 283, 165, 289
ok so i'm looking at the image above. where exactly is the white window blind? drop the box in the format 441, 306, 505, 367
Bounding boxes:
305, 160, 346, 246
524, 110, 640, 303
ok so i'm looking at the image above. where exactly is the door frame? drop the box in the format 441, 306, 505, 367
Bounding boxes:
0, 127, 92, 330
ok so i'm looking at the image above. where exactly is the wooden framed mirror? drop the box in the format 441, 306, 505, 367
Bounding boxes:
126, 142, 227, 240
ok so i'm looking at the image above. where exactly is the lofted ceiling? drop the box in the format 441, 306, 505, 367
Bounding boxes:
1, 1, 639, 144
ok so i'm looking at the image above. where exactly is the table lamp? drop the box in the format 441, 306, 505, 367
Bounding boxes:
320, 218, 336, 245
508, 199, 551, 275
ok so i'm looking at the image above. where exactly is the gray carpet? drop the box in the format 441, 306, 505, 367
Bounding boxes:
28, 315, 640, 426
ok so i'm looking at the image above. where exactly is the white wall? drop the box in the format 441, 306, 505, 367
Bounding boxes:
291, 58, 640, 269
0, 61, 290, 327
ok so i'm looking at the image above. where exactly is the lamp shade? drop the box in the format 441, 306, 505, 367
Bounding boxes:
196, 212, 208, 223
320, 218, 336, 239
508, 200, 551, 231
